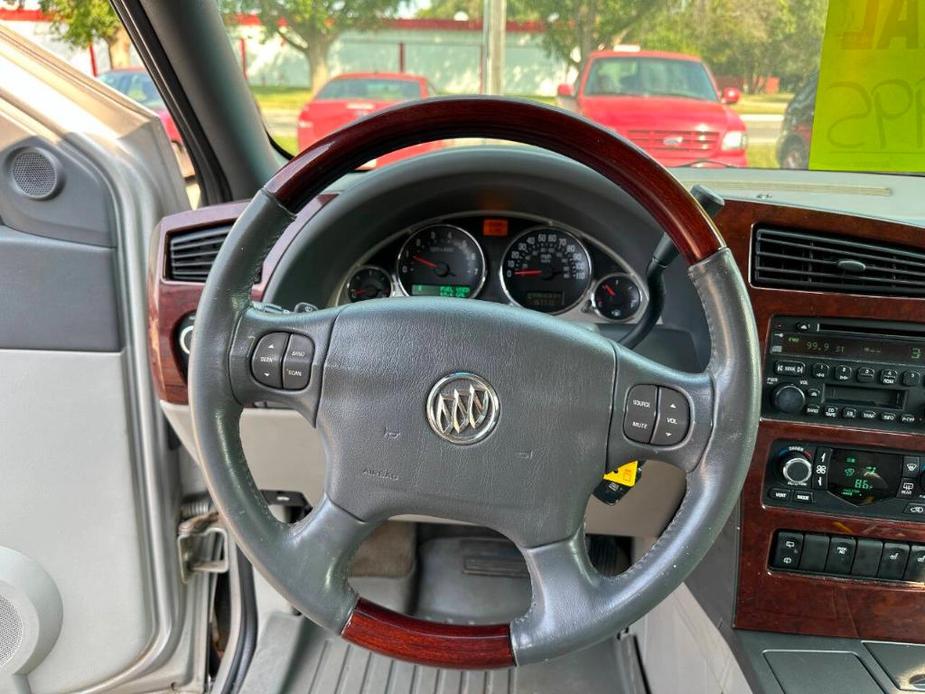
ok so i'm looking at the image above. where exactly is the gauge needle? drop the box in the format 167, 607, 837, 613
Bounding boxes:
604, 284, 616, 297
413, 255, 438, 269
514, 269, 543, 277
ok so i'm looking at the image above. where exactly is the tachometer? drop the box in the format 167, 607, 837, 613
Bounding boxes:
397, 224, 486, 299
346, 266, 392, 302
501, 227, 592, 313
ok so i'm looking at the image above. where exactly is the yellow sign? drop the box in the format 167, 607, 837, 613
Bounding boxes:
809, 0, 925, 172
604, 461, 639, 487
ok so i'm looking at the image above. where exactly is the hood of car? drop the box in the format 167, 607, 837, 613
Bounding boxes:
579, 95, 742, 134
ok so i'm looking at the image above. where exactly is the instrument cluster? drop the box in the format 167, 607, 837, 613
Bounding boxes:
337, 213, 646, 323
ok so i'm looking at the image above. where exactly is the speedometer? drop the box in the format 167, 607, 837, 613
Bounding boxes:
501, 227, 592, 313
397, 224, 486, 299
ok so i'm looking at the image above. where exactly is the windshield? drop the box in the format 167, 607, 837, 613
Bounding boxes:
217, 0, 920, 174
584, 57, 718, 101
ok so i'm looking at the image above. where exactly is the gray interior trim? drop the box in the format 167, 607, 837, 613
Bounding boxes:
0, 225, 121, 351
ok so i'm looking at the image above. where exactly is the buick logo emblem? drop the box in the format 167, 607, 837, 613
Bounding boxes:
426, 373, 499, 445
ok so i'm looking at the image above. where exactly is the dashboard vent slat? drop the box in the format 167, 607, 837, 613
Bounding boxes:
752, 227, 925, 297
166, 225, 260, 283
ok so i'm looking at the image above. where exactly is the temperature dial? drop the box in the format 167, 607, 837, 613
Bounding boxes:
780, 452, 813, 485
592, 274, 642, 321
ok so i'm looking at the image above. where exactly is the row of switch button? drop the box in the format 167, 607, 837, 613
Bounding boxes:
791, 361, 923, 386
623, 385, 690, 446
251, 332, 314, 390
772, 530, 925, 582
804, 404, 917, 424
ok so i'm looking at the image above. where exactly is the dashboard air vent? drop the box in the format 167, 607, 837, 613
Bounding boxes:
167, 226, 256, 283
752, 227, 925, 296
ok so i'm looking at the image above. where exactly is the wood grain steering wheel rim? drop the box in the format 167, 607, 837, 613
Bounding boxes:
189, 97, 759, 670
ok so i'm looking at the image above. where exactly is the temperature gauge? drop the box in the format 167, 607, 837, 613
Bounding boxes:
592, 274, 642, 321
346, 266, 392, 302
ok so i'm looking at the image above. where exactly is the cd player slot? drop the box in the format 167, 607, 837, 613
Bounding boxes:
825, 385, 904, 410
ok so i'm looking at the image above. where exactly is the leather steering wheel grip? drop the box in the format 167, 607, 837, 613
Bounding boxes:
188, 96, 760, 670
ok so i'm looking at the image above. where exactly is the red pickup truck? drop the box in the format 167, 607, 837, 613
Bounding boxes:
559, 50, 748, 167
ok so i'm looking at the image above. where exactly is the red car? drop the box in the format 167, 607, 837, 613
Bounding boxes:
558, 50, 748, 167
98, 68, 193, 177
297, 72, 442, 167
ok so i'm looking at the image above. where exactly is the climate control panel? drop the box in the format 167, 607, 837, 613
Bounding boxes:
765, 441, 925, 522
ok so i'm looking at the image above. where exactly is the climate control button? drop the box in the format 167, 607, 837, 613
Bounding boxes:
780, 452, 813, 486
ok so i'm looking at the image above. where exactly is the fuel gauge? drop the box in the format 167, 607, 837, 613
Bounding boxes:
346, 266, 392, 302
592, 274, 642, 321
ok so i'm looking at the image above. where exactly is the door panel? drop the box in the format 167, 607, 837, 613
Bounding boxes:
0, 25, 202, 693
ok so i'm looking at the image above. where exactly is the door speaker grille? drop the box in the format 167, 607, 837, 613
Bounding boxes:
0, 594, 23, 668
9, 147, 61, 200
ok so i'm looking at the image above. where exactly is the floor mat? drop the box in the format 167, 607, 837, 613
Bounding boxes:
240, 613, 646, 694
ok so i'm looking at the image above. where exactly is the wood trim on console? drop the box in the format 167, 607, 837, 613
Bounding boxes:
719, 199, 925, 643
342, 598, 515, 669
146, 196, 333, 404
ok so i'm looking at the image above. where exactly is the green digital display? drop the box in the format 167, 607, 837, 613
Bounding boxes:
411, 284, 472, 298
828, 449, 901, 506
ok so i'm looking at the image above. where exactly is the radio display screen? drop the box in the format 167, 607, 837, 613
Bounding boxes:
778, 333, 925, 365
828, 449, 902, 505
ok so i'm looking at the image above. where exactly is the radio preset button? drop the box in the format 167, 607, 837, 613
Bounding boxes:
775, 361, 805, 376
856, 366, 876, 383
834, 365, 853, 381
841, 407, 858, 419
901, 414, 917, 425
811, 363, 829, 379
881, 411, 898, 423
880, 369, 899, 385
861, 409, 878, 420
902, 370, 922, 387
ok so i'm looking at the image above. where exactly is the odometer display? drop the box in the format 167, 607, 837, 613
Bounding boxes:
397, 224, 485, 299
501, 227, 592, 313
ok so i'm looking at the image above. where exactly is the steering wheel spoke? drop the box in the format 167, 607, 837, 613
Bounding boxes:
227, 302, 340, 422
609, 344, 714, 474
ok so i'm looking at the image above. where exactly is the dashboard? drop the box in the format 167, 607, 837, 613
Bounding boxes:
334, 212, 647, 323
147, 150, 925, 652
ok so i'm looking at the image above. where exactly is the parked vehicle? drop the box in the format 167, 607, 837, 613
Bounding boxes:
558, 50, 748, 167
98, 67, 193, 177
777, 74, 817, 169
297, 72, 442, 167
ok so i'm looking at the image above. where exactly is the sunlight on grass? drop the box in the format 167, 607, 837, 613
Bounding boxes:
747, 142, 778, 168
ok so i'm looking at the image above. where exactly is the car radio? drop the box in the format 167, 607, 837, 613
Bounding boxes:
763, 316, 925, 430
765, 440, 925, 522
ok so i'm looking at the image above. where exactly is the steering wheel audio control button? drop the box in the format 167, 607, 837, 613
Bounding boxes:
624, 385, 658, 443
282, 334, 314, 390
651, 387, 690, 445
251, 332, 289, 388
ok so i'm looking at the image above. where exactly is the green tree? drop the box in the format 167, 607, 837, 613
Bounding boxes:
34, 0, 133, 68
642, 0, 827, 92
221, 0, 404, 89
528, 1, 672, 76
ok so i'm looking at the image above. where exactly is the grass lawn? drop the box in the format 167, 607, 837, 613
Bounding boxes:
273, 133, 298, 154
747, 141, 778, 168
251, 85, 313, 112
733, 93, 792, 115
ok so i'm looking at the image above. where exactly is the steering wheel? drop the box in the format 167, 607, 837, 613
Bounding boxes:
188, 97, 760, 669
